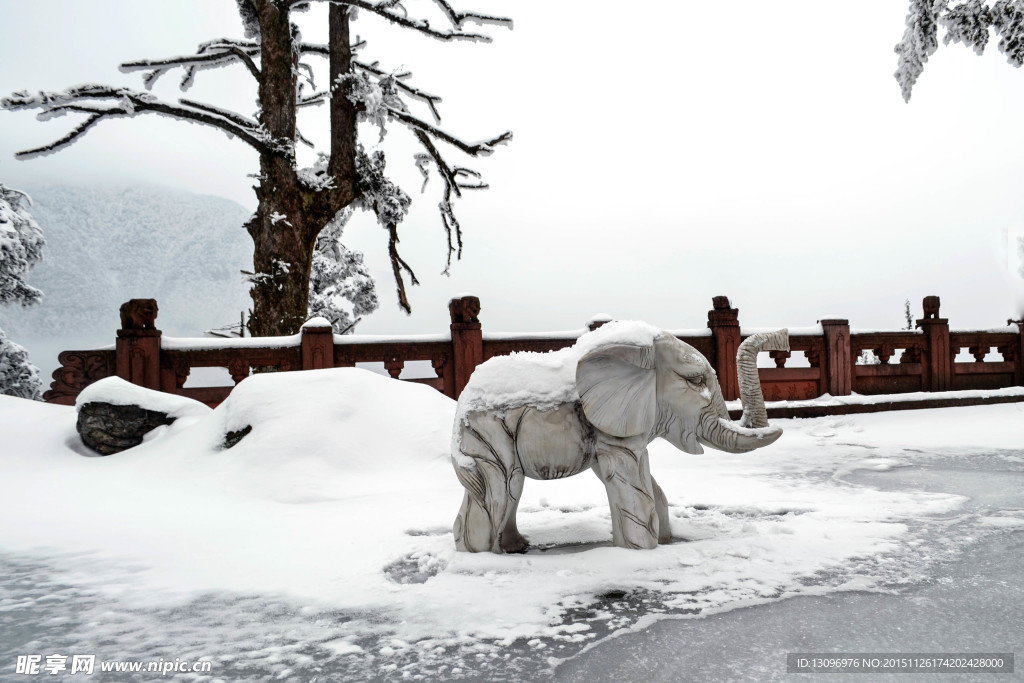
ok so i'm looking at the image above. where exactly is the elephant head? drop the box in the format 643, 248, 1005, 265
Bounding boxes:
575, 329, 789, 454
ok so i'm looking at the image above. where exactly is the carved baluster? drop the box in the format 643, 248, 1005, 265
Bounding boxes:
969, 345, 988, 362
899, 346, 922, 364
432, 356, 446, 380
228, 360, 249, 385
769, 350, 790, 368
170, 357, 191, 388
997, 343, 1016, 363
873, 344, 894, 365
385, 357, 404, 379
806, 348, 822, 368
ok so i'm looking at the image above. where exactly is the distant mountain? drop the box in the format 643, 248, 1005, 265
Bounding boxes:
0, 184, 253, 340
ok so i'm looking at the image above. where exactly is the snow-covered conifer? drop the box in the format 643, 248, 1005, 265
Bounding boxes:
895, 0, 943, 102
0, 329, 42, 400
857, 349, 882, 365
0, 184, 44, 307
308, 209, 379, 332
896, 0, 1024, 100
0, 183, 44, 399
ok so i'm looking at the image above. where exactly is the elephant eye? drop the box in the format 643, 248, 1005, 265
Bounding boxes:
678, 372, 704, 386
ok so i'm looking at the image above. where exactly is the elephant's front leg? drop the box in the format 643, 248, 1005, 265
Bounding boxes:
652, 477, 672, 544
592, 443, 660, 549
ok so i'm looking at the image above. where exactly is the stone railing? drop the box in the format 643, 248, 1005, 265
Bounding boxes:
44, 295, 1024, 407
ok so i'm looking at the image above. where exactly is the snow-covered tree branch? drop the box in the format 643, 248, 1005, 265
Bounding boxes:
896, 0, 1024, 101
335, 0, 512, 42
120, 39, 263, 88
1, 86, 270, 157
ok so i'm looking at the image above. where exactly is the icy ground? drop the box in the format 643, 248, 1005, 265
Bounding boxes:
1, 368, 1022, 681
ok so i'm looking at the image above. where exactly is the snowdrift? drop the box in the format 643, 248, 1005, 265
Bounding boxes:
2, 368, 1023, 663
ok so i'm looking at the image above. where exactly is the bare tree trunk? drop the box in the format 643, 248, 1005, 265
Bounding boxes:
328, 3, 358, 197
246, 197, 317, 337
246, 1, 357, 337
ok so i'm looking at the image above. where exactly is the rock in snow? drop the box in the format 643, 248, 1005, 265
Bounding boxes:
75, 376, 210, 455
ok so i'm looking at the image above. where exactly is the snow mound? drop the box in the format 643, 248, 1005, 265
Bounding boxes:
212, 367, 455, 501
457, 320, 663, 416
76, 376, 211, 419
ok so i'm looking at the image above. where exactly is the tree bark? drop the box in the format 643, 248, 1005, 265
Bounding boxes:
328, 3, 359, 201
246, 1, 358, 337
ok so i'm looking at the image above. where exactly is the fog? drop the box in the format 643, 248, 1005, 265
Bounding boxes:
2, 0, 1023, 337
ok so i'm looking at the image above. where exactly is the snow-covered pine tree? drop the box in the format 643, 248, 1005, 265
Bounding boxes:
2, 1, 512, 336
0, 183, 45, 399
857, 349, 882, 365
0, 329, 43, 400
904, 298, 914, 329
308, 208, 379, 332
895, 0, 1024, 101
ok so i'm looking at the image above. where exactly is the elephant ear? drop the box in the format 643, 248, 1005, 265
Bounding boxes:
575, 343, 657, 438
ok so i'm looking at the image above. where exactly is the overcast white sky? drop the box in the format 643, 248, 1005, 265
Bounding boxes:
2, 0, 1023, 336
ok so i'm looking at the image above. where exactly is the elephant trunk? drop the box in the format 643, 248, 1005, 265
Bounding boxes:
736, 329, 789, 429
698, 329, 789, 453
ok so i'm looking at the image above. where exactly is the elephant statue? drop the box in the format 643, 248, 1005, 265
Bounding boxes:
451, 321, 789, 553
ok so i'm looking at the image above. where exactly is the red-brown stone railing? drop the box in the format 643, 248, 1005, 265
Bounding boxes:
45, 295, 1024, 408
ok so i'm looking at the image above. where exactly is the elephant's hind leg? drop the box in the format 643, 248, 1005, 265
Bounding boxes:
498, 468, 528, 553
454, 490, 496, 553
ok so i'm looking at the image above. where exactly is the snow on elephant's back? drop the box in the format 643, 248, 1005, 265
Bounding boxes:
456, 320, 663, 420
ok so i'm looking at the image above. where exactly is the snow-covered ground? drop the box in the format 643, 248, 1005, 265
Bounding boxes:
1, 368, 1022, 681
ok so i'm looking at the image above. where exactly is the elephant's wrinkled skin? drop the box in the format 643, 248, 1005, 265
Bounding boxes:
452, 324, 789, 553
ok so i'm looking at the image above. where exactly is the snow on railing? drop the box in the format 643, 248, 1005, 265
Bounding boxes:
44, 295, 1024, 407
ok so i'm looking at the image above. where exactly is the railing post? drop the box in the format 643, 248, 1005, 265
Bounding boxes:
1017, 321, 1024, 386
587, 314, 613, 331
115, 299, 162, 390
301, 319, 336, 370
449, 295, 483, 398
916, 295, 951, 392
707, 296, 741, 401
820, 318, 852, 396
